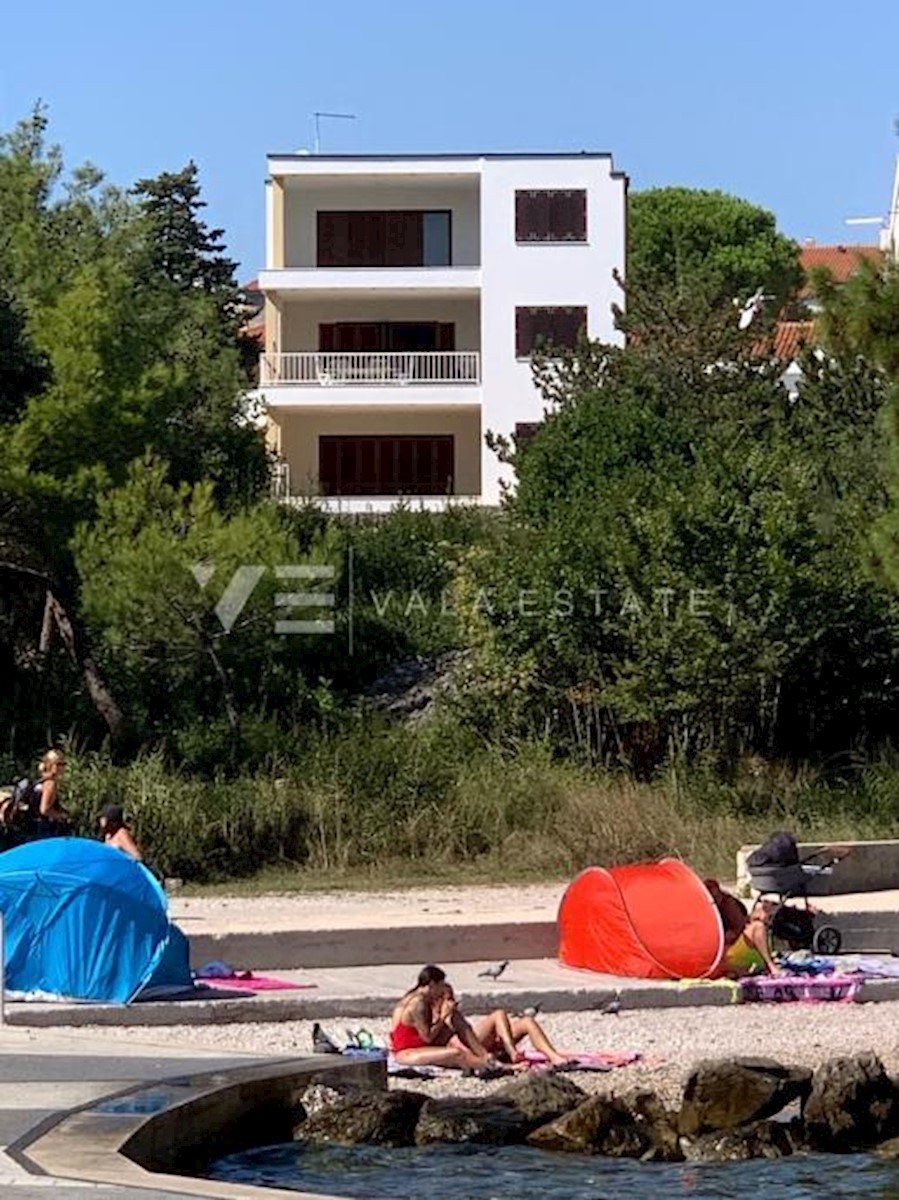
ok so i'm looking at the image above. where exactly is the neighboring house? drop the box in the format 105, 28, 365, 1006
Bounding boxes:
254, 153, 627, 510
774, 241, 884, 397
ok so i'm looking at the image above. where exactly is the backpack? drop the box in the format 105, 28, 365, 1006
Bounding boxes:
6, 777, 41, 827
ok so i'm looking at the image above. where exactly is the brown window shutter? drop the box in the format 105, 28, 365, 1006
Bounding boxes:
319, 324, 336, 351
515, 308, 534, 357
317, 212, 349, 266
437, 323, 455, 351
553, 307, 587, 348
319, 437, 338, 495
385, 211, 423, 266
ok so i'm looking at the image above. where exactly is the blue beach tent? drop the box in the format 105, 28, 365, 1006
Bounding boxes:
0, 837, 182, 1003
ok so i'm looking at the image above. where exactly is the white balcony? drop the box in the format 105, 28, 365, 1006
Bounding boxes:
260, 351, 481, 387
257, 267, 481, 298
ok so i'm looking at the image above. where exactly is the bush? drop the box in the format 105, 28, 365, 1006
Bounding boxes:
60, 728, 899, 885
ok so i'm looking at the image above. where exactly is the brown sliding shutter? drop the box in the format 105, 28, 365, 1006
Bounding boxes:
319, 324, 336, 351
437, 323, 456, 351
385, 211, 423, 266
317, 212, 350, 266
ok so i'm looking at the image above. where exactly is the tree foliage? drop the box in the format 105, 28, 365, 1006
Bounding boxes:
628, 187, 802, 306
459, 298, 896, 771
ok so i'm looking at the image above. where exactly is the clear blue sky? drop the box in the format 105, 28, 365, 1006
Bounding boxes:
2, 0, 897, 277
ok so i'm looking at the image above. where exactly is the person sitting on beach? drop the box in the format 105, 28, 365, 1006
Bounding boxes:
390, 964, 570, 1072
98, 804, 143, 861
722, 898, 781, 977
705, 878, 748, 947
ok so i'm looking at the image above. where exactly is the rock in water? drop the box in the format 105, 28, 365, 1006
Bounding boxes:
297, 1090, 427, 1147
527, 1090, 683, 1162
678, 1058, 812, 1135
804, 1053, 899, 1151
491, 1072, 587, 1127
414, 1098, 530, 1147
681, 1119, 798, 1163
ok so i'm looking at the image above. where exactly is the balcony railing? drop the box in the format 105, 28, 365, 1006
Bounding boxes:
260, 351, 480, 387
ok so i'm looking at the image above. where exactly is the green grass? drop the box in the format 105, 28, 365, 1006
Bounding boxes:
60, 722, 899, 890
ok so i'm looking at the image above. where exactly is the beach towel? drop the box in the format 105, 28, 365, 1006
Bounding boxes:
740, 973, 861, 1003
387, 1050, 641, 1078
199, 972, 315, 991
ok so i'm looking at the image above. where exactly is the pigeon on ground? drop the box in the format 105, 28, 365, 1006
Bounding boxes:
478, 960, 510, 980
521, 1004, 542, 1018
312, 1022, 342, 1054
601, 991, 622, 1016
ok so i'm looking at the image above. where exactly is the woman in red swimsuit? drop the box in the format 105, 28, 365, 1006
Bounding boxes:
390, 964, 569, 1071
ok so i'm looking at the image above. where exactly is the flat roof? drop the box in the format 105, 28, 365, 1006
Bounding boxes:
268, 151, 615, 162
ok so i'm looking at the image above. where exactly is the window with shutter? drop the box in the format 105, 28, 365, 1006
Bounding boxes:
319, 436, 454, 496
515, 189, 587, 242
317, 211, 450, 266
515, 307, 587, 357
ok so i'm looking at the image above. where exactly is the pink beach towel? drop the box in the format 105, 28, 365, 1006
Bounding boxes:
200, 973, 316, 992
740, 974, 860, 1004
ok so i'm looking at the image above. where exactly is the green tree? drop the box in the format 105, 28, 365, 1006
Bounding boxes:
73, 457, 341, 763
814, 257, 899, 377
628, 187, 802, 306
462, 302, 896, 770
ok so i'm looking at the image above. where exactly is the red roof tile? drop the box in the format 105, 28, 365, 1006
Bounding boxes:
799, 244, 882, 294
773, 319, 817, 359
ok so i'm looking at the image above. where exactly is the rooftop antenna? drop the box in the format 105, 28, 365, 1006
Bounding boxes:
313, 111, 357, 154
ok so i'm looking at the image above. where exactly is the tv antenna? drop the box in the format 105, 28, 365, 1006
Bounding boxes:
313, 111, 357, 154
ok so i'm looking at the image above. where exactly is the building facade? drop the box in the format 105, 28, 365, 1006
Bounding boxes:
256, 153, 627, 510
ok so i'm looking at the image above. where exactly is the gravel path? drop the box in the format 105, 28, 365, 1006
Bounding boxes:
79, 998, 899, 1109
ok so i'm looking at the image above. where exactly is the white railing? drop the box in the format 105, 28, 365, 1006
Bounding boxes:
260, 351, 481, 387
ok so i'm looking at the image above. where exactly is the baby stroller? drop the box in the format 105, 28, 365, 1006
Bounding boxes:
746, 832, 846, 955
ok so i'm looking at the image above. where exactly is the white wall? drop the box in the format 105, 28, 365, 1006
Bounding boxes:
279, 297, 481, 352
478, 158, 627, 503
282, 179, 481, 268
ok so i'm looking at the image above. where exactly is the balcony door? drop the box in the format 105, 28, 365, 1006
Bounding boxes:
317, 211, 451, 267
319, 322, 455, 352
319, 435, 454, 496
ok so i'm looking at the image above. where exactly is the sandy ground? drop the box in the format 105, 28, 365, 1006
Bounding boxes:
83, 999, 899, 1109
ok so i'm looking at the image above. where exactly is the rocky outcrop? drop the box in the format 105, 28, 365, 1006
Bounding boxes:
680, 1119, 799, 1162
678, 1058, 812, 1136
290, 1051, 899, 1165
414, 1097, 531, 1146
804, 1053, 899, 1151
296, 1089, 427, 1148
491, 1072, 587, 1126
527, 1089, 682, 1162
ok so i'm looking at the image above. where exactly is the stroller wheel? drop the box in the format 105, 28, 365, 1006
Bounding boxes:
813, 925, 842, 955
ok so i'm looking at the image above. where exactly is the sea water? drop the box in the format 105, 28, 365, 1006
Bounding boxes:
209, 1142, 899, 1199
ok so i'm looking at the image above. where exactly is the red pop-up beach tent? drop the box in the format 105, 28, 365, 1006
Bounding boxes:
558, 858, 725, 979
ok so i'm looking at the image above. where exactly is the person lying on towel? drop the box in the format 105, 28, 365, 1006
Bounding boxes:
390, 964, 570, 1074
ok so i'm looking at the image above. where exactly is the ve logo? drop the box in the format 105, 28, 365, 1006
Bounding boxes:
190, 563, 336, 634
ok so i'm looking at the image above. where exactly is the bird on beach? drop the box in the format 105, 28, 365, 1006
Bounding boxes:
312, 1022, 342, 1054
478, 960, 510, 980
601, 991, 622, 1016
521, 1004, 542, 1018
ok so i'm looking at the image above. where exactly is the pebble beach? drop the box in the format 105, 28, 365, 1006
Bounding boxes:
82, 997, 899, 1108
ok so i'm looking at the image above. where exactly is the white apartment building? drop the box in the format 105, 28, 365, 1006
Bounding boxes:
256, 152, 627, 510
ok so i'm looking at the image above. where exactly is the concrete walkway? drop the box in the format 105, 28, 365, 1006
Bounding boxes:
167, 882, 899, 971
0, 1025, 281, 1197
